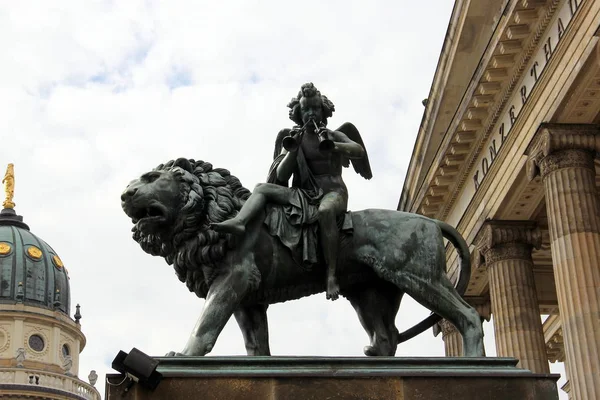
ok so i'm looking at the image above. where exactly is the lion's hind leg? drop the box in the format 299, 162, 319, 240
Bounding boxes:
345, 283, 403, 356
403, 273, 484, 357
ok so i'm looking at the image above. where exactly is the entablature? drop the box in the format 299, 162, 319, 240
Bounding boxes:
409, 0, 584, 219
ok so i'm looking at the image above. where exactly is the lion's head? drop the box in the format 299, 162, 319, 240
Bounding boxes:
121, 158, 251, 296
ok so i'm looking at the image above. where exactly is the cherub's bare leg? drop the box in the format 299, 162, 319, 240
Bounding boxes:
212, 183, 291, 235
318, 192, 346, 301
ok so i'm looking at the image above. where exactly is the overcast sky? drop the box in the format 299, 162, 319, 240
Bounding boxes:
0, 1, 566, 398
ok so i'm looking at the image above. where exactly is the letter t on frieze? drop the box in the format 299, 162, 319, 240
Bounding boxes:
476, 220, 549, 373
526, 123, 600, 399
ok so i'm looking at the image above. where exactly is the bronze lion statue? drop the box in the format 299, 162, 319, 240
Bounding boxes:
121, 158, 484, 357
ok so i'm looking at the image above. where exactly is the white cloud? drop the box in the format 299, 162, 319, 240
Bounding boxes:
0, 1, 543, 399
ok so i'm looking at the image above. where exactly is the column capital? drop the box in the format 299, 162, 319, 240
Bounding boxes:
526, 123, 600, 180
476, 221, 541, 266
546, 327, 565, 363
433, 319, 459, 338
477, 220, 542, 249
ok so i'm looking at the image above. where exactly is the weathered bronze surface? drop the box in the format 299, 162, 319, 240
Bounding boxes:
121, 84, 484, 358
121, 158, 483, 358
213, 83, 371, 301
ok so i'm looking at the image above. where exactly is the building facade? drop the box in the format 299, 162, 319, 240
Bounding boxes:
399, 0, 599, 398
0, 201, 100, 399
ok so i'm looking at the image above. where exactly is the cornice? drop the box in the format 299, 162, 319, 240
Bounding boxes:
439, 0, 561, 219
452, 0, 598, 234
412, 0, 558, 217
400, 0, 472, 211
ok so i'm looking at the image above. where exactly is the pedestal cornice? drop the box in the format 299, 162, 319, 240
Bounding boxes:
106, 357, 561, 400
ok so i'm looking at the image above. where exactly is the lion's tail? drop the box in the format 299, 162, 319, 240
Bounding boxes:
437, 220, 471, 296
396, 219, 471, 344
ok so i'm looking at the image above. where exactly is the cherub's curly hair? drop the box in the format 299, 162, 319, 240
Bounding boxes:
287, 82, 335, 126
131, 158, 258, 298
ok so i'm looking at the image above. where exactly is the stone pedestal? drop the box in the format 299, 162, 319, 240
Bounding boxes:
527, 123, 600, 399
105, 357, 559, 400
476, 221, 549, 373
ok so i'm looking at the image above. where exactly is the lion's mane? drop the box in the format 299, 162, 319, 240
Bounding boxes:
132, 158, 253, 298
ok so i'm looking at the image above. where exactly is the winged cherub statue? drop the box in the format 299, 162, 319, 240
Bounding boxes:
213, 83, 371, 301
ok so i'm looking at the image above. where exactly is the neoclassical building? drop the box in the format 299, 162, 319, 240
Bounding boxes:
399, 0, 599, 398
0, 187, 100, 399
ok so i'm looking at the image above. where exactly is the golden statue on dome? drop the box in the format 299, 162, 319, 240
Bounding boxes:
2, 163, 15, 209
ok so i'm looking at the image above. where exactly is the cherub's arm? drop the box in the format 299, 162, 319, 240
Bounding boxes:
271, 128, 300, 183
329, 130, 365, 159
276, 148, 299, 182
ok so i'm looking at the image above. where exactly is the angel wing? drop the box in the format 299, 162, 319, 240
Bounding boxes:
273, 128, 291, 160
336, 122, 373, 180
267, 128, 292, 185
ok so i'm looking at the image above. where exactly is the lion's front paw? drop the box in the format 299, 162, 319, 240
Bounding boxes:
363, 345, 378, 357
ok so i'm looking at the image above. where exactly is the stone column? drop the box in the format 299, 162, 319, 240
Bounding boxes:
527, 123, 600, 399
437, 319, 462, 357
477, 221, 549, 373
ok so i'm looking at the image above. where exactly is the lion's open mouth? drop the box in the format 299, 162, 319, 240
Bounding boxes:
128, 204, 170, 232
131, 206, 163, 223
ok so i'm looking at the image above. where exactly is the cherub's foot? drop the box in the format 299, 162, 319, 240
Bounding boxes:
165, 351, 186, 357
211, 219, 246, 235
326, 277, 340, 301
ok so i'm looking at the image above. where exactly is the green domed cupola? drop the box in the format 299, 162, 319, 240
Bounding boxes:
0, 164, 71, 315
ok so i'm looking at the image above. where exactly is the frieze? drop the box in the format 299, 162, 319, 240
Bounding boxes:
473, 0, 585, 191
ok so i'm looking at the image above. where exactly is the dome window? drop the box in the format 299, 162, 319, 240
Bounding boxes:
28, 334, 45, 352
62, 343, 70, 358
